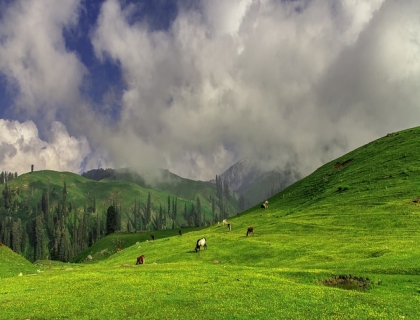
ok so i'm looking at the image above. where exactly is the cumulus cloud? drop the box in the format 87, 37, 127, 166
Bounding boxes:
0, 0, 86, 125
0, 119, 90, 174
1, 0, 420, 181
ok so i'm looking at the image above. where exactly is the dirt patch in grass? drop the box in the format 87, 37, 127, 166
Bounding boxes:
320, 275, 370, 292
333, 159, 353, 170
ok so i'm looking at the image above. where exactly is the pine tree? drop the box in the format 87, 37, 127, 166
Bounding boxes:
35, 213, 45, 261
96, 211, 101, 242
223, 179, 230, 201
11, 219, 22, 253
189, 203, 195, 227
145, 192, 152, 228
184, 202, 188, 223
106, 205, 117, 235
59, 229, 70, 262
1, 217, 11, 247
159, 204, 164, 230
174, 198, 178, 221
196, 197, 202, 227
21, 228, 28, 255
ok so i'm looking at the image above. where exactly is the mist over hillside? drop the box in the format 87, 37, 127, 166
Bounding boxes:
214, 158, 300, 209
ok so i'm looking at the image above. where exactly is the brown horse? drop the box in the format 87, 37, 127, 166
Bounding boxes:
136, 255, 145, 265
246, 227, 254, 237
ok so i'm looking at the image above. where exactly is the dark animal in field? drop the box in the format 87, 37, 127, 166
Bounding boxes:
261, 200, 269, 209
117, 247, 121, 252
0, 242, 2, 246
227, 223, 231, 231
178, 230, 182, 236
150, 235, 155, 241
246, 227, 254, 237
136, 255, 145, 265
195, 238, 207, 252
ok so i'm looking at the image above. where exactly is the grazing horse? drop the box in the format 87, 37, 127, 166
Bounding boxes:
178, 230, 182, 236
136, 255, 145, 265
246, 227, 254, 237
195, 238, 207, 252
150, 235, 155, 241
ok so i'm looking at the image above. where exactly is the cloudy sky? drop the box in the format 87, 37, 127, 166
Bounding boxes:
0, 0, 419, 181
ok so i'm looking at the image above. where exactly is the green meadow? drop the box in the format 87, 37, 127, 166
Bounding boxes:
1, 127, 420, 319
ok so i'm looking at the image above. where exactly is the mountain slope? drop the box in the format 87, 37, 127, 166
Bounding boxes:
82, 167, 239, 216
0, 170, 223, 226
1, 127, 420, 318
218, 158, 298, 209
267, 128, 420, 216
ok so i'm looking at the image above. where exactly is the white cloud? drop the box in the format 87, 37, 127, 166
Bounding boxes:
0, 119, 90, 174
1, 0, 420, 181
92, 0, 416, 179
0, 0, 85, 123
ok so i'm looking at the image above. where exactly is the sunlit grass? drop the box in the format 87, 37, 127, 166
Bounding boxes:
2, 127, 420, 319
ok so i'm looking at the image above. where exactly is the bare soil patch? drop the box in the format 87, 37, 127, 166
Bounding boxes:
320, 275, 370, 291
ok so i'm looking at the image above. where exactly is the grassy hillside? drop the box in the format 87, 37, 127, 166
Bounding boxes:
0, 244, 37, 279
1, 127, 420, 319
0, 170, 232, 228
71, 227, 200, 263
83, 167, 239, 218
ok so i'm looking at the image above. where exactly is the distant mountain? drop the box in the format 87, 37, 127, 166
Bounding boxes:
216, 158, 299, 210
82, 167, 239, 218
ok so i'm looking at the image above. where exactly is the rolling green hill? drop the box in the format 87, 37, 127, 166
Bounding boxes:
82, 167, 239, 216
1, 170, 233, 226
0, 169, 237, 262
0, 243, 37, 279
1, 127, 420, 319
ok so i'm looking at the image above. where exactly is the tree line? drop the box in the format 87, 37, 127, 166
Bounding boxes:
211, 175, 232, 221
0, 181, 215, 262
0, 171, 18, 184
0, 181, 103, 262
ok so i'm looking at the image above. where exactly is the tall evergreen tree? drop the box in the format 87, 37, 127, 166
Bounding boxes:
11, 219, 22, 254
159, 204, 164, 230
189, 203, 195, 227
35, 213, 45, 261
183, 202, 188, 223
223, 179, 230, 201
96, 211, 101, 242
145, 192, 152, 228
106, 205, 117, 235
58, 229, 70, 262
196, 197, 202, 227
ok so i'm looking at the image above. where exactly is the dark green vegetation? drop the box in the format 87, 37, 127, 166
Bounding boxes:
1, 127, 420, 319
0, 169, 237, 262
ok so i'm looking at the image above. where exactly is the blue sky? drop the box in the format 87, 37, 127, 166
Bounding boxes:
0, 0, 420, 180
